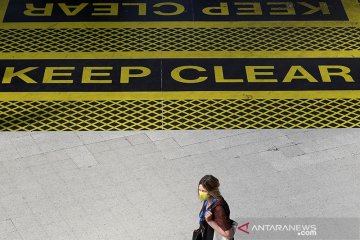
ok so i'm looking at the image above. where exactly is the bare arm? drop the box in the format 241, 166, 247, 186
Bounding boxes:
206, 220, 234, 239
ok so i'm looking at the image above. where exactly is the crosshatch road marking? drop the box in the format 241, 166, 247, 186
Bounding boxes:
1, 0, 360, 27
0, 1, 359, 131
0, 27, 359, 53
1, 99, 359, 130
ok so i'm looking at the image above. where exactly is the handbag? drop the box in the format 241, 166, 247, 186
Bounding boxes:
193, 222, 205, 240
192, 227, 204, 240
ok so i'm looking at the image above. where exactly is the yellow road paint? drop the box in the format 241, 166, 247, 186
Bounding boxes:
1, 91, 360, 101
0, 0, 359, 130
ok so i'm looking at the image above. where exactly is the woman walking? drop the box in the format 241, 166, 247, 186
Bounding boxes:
196, 175, 237, 240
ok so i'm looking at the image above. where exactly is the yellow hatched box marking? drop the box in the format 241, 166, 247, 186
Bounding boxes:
0, 1, 359, 130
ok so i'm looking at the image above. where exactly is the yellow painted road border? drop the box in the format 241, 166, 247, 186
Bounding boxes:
1, 51, 360, 59
2, 91, 360, 101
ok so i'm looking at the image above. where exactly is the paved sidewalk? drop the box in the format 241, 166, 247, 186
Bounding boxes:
0, 129, 359, 240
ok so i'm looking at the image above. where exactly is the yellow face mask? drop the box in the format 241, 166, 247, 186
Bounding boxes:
198, 191, 210, 202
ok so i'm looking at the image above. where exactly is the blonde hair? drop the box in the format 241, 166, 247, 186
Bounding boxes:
198, 175, 222, 200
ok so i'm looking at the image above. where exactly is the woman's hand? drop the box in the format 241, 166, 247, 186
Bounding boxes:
205, 211, 213, 222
